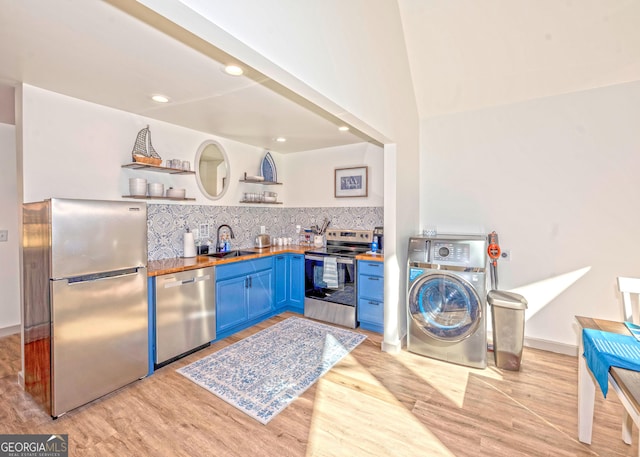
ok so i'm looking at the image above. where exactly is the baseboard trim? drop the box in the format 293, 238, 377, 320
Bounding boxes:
382, 338, 402, 354
487, 330, 577, 357
0, 324, 20, 338
524, 336, 577, 357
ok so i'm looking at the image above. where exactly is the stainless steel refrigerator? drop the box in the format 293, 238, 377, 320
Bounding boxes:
23, 198, 148, 417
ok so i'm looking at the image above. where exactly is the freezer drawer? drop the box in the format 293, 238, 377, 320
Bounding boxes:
155, 267, 215, 365
50, 268, 148, 417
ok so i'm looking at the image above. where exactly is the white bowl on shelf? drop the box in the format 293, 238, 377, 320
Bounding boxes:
129, 178, 147, 196
166, 188, 186, 199
264, 196, 277, 202
148, 183, 164, 197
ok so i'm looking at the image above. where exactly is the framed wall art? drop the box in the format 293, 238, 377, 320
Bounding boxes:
335, 166, 368, 198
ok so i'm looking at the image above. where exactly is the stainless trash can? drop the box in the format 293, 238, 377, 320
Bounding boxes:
487, 290, 528, 371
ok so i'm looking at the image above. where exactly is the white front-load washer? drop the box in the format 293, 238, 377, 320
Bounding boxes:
407, 235, 488, 368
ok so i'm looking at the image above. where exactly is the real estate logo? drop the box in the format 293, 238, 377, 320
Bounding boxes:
0, 434, 68, 457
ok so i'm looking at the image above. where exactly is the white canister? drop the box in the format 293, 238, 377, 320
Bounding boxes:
314, 235, 324, 247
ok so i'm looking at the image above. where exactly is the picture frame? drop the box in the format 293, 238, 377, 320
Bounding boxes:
334, 166, 368, 198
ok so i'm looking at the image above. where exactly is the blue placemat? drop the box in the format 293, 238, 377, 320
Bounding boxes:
582, 328, 640, 397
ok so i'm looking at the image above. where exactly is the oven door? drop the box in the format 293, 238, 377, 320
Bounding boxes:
304, 254, 357, 328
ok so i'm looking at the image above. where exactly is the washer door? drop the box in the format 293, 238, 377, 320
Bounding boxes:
409, 272, 482, 342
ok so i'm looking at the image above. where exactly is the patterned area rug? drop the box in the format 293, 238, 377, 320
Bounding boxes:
177, 317, 367, 424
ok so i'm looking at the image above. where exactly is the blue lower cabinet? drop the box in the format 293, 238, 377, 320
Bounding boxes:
289, 254, 304, 313
216, 275, 249, 331
215, 257, 274, 339
274, 255, 288, 309
274, 253, 304, 314
247, 269, 273, 319
357, 260, 384, 333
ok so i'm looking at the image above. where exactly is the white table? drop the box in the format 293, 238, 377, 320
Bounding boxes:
576, 316, 640, 455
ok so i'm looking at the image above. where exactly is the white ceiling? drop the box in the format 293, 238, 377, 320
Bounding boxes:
3, 1, 638, 150
398, 0, 640, 119
0, 0, 375, 153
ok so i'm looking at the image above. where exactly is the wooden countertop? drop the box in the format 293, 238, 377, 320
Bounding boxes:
355, 252, 384, 262
575, 316, 640, 414
148, 245, 310, 276
148, 245, 385, 276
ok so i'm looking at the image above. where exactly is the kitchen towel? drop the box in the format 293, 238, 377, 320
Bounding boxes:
582, 328, 640, 397
322, 257, 339, 289
183, 231, 196, 258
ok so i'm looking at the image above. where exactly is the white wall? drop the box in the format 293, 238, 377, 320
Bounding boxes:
421, 80, 640, 348
0, 123, 20, 334
283, 143, 383, 208
20, 84, 266, 205
0, 86, 15, 125
19, 84, 383, 210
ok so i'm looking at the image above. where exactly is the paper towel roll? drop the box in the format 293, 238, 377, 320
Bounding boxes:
183, 232, 196, 258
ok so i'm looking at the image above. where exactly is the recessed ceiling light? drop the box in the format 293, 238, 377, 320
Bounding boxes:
275, 137, 287, 143
338, 126, 350, 132
224, 65, 244, 76
151, 94, 170, 103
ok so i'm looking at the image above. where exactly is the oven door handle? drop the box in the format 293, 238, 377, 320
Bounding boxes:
305, 254, 354, 265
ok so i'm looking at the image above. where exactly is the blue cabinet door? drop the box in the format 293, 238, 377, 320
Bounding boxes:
289, 254, 305, 312
248, 269, 273, 319
357, 260, 384, 333
216, 275, 248, 332
274, 254, 288, 309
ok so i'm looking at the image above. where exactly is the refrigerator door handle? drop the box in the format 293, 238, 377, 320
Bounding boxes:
65, 268, 143, 285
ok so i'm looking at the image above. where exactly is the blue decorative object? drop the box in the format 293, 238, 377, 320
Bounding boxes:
582, 328, 640, 397
176, 317, 366, 424
261, 151, 277, 183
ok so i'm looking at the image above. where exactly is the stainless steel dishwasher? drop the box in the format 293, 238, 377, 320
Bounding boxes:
155, 266, 215, 367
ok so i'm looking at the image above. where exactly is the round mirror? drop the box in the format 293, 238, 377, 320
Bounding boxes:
195, 140, 230, 200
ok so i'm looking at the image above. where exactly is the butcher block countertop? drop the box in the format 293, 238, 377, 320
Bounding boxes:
148, 245, 384, 276
356, 252, 384, 262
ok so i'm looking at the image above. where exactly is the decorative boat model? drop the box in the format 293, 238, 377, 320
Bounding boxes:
131, 125, 162, 165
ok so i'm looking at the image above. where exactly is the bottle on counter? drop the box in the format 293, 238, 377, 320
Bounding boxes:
371, 236, 379, 253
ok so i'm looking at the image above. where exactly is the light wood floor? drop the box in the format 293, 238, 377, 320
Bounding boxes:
1, 312, 637, 456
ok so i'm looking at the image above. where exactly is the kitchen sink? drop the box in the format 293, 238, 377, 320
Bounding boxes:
207, 250, 256, 259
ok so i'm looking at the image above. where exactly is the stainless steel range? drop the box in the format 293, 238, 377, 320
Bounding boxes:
304, 229, 373, 328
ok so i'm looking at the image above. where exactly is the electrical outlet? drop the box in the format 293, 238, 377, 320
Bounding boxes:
501, 249, 511, 261
0, 230, 7, 242
260, 226, 266, 234
199, 224, 210, 238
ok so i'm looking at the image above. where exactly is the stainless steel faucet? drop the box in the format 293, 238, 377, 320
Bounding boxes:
216, 224, 235, 252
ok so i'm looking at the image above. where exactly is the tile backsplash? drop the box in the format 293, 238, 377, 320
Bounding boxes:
147, 204, 383, 260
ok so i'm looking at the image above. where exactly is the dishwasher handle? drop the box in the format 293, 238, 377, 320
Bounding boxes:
163, 274, 212, 289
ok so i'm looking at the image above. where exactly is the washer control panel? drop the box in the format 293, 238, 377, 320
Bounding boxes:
433, 242, 470, 263
408, 235, 487, 269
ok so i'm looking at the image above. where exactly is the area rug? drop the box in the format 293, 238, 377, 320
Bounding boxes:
177, 317, 367, 424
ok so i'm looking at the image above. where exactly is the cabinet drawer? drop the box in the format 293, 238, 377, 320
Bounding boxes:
358, 298, 383, 324
358, 260, 383, 277
358, 274, 383, 300
216, 257, 273, 281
